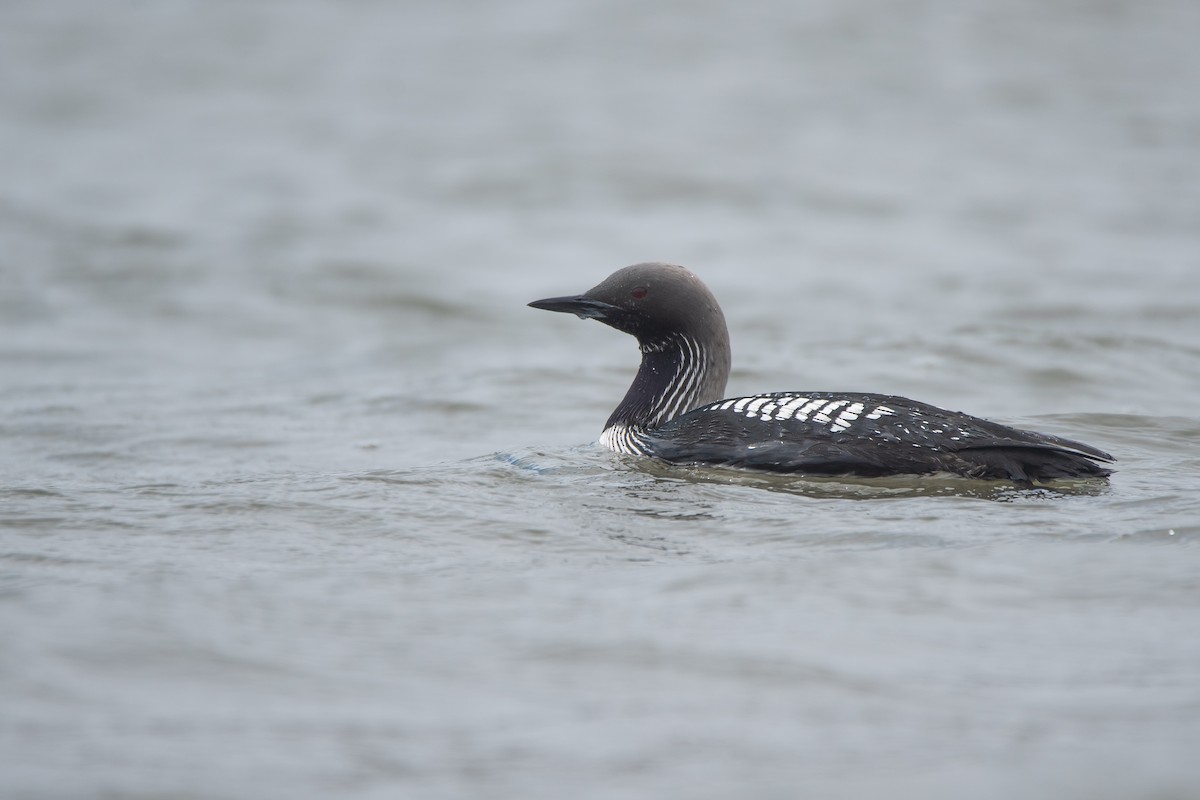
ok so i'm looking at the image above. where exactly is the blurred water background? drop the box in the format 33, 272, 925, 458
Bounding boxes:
2, 1, 1199, 798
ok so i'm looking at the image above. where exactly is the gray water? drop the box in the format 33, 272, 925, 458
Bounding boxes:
3, 1, 1200, 798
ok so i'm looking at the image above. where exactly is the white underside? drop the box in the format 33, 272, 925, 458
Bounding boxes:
599, 423, 651, 455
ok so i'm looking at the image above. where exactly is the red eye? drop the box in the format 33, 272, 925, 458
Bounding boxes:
630, 286, 648, 300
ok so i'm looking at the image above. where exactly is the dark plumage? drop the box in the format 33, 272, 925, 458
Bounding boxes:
529, 263, 1114, 485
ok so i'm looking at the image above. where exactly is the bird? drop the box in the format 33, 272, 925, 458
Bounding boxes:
528, 262, 1114, 485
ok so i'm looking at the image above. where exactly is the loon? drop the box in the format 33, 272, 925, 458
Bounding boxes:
529, 262, 1114, 485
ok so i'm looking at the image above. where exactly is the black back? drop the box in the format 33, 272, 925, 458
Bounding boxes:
645, 392, 1114, 484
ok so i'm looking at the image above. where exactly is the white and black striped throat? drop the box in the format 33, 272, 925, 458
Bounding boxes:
639, 333, 711, 428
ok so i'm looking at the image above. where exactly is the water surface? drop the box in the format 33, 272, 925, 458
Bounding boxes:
2, 1, 1199, 798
